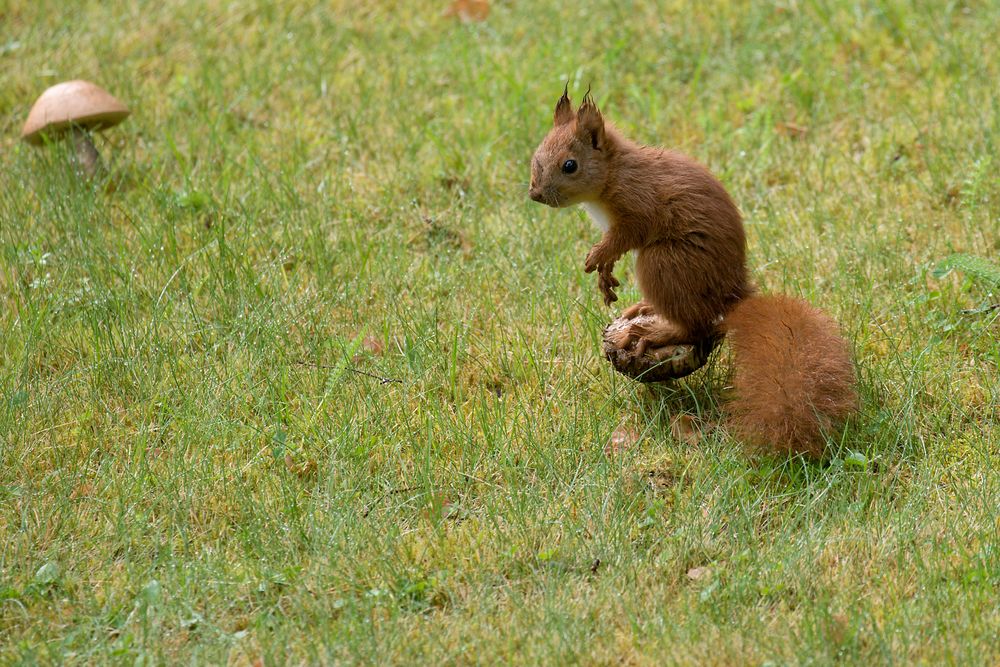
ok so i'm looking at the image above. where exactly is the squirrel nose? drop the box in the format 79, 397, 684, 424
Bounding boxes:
529, 187, 544, 203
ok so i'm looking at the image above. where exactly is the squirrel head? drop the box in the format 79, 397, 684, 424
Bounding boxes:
529, 87, 610, 208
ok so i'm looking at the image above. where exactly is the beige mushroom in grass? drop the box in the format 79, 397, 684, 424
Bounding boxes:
601, 314, 721, 382
21, 80, 130, 178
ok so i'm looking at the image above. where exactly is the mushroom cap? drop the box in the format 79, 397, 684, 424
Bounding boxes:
601, 314, 720, 382
21, 80, 130, 145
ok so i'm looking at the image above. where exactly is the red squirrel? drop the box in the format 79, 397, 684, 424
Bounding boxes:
529, 87, 857, 456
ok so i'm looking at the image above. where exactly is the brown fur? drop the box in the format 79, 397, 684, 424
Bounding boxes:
722, 295, 858, 456
530, 92, 751, 340
529, 90, 858, 456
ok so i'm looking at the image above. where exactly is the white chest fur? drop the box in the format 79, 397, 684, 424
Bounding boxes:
581, 202, 612, 233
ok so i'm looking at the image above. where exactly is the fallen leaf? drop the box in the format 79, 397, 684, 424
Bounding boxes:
944, 184, 961, 205
646, 467, 678, 491
352, 335, 385, 362
775, 121, 809, 139
424, 492, 460, 521
829, 612, 851, 645
70, 482, 94, 500
687, 566, 710, 581
362, 336, 384, 355
284, 453, 318, 480
444, 0, 489, 23
439, 175, 471, 192
670, 414, 702, 445
605, 426, 641, 457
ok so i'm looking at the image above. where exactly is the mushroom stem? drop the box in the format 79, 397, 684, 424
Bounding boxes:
70, 126, 103, 178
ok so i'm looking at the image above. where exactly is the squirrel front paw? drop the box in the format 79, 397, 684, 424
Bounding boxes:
584, 243, 613, 274
585, 243, 621, 306
597, 269, 620, 305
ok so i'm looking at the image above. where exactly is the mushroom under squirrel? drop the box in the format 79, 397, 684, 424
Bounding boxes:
529, 88, 858, 456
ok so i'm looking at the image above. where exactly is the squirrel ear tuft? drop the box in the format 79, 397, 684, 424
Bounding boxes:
554, 83, 573, 126
576, 89, 605, 150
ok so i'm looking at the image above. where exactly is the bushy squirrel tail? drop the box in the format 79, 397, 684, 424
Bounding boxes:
720, 294, 858, 457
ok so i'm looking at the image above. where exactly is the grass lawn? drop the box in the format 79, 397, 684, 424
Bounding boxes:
1, 0, 998, 663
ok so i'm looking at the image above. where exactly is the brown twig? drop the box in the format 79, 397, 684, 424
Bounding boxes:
961, 303, 999, 315
362, 485, 421, 518
294, 360, 402, 385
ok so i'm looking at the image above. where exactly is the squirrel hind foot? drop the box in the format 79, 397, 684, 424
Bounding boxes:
621, 301, 655, 319
626, 318, 691, 356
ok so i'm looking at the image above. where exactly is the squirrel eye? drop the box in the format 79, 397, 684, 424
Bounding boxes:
561, 159, 578, 174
